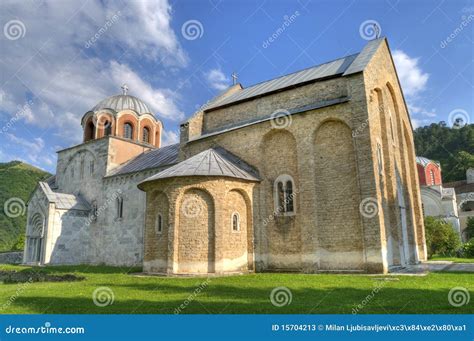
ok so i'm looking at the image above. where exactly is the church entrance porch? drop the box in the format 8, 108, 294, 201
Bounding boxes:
25, 238, 43, 263
24, 212, 45, 264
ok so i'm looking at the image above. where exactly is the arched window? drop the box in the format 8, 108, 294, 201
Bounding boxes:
90, 161, 95, 175
104, 121, 112, 136
430, 169, 435, 185
389, 115, 395, 143
155, 213, 163, 234
376, 143, 383, 175
116, 197, 123, 219
231, 212, 240, 232
142, 127, 150, 144
124, 123, 133, 139
274, 175, 296, 215
85, 121, 95, 141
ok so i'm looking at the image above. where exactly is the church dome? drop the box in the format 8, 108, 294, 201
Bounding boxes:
91, 85, 152, 115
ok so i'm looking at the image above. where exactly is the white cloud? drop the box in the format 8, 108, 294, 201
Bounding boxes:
119, 1, 188, 65
204, 68, 230, 91
411, 118, 432, 129
109, 61, 184, 121
393, 50, 435, 127
161, 128, 179, 146
0, 0, 187, 150
4, 133, 55, 168
6, 134, 44, 154
393, 50, 429, 98
408, 104, 436, 117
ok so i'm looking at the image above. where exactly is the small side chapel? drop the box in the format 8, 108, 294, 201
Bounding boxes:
24, 38, 427, 274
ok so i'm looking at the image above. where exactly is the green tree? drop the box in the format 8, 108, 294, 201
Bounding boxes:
424, 216, 461, 258
0, 161, 50, 251
414, 123, 474, 182
464, 217, 474, 241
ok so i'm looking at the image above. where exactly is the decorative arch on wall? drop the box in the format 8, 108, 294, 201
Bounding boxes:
138, 116, 156, 145
116, 112, 139, 140
177, 188, 215, 273
95, 111, 115, 138
143, 190, 170, 271
261, 128, 300, 267
313, 119, 364, 268
402, 122, 423, 259
26, 212, 45, 263
420, 188, 444, 215
226, 188, 254, 271
64, 148, 97, 183
29, 212, 44, 237
83, 116, 95, 142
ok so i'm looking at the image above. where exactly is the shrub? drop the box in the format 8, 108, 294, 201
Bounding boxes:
424, 216, 461, 258
459, 238, 474, 258
463, 217, 474, 241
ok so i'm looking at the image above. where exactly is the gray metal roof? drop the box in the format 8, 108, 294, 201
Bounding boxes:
343, 38, 385, 75
39, 182, 90, 211
204, 38, 386, 111
139, 147, 260, 185
107, 143, 179, 177
92, 94, 152, 115
416, 156, 440, 168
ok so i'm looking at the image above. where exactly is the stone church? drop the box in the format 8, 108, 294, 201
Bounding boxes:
24, 38, 427, 274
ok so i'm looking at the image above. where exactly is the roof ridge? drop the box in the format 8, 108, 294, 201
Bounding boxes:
212, 148, 241, 177
237, 52, 360, 91
138, 146, 260, 187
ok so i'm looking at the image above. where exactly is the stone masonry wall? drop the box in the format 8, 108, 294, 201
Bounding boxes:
142, 177, 255, 275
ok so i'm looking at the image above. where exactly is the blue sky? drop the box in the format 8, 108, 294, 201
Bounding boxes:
0, 0, 472, 173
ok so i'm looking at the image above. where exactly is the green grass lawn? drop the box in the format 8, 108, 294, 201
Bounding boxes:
429, 256, 474, 263
0, 264, 472, 314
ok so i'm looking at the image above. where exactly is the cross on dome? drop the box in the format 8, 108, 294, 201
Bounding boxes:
121, 84, 129, 95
